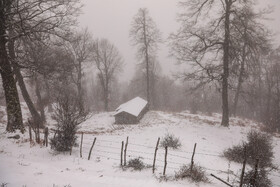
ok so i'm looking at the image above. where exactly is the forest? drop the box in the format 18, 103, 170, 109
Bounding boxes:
0, 0, 279, 134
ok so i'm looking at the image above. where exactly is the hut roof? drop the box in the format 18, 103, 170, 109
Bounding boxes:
114, 97, 148, 117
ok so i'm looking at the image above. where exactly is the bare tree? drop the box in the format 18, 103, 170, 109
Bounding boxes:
130, 8, 161, 107
66, 28, 93, 112
92, 39, 123, 111
0, 0, 81, 132
230, 6, 270, 117
170, 0, 257, 126
9, 38, 44, 128
0, 0, 23, 132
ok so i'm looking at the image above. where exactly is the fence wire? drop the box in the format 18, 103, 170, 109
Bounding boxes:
73, 134, 280, 186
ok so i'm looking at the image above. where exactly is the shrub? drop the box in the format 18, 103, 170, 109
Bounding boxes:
175, 164, 208, 183
224, 130, 274, 168
242, 169, 272, 187
126, 158, 145, 171
50, 92, 86, 152
160, 133, 181, 149
1, 183, 8, 187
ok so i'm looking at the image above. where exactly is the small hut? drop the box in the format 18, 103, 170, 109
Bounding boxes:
114, 97, 148, 124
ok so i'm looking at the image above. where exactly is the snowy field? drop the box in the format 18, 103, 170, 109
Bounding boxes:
0, 107, 280, 187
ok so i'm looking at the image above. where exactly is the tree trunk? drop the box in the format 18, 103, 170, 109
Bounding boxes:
232, 22, 248, 117
8, 40, 43, 128
257, 61, 263, 121
232, 64, 245, 117
0, 1, 24, 133
104, 89, 109, 111
143, 13, 150, 108
104, 77, 109, 112
44, 78, 53, 112
0, 52, 24, 132
221, 0, 231, 127
77, 62, 83, 112
233, 36, 247, 117
35, 75, 46, 123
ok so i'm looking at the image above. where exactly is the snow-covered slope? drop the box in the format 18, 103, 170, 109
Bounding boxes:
0, 109, 279, 187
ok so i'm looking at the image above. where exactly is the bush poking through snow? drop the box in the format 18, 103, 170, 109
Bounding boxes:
126, 158, 145, 171
175, 164, 208, 183
224, 130, 274, 168
50, 92, 86, 152
160, 133, 181, 149
0, 183, 8, 187
242, 169, 272, 187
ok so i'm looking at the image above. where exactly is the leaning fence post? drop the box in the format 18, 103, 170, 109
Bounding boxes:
190, 143, 197, 172
210, 174, 233, 187
88, 137, 97, 160
239, 146, 247, 187
120, 141, 124, 167
153, 137, 160, 173
163, 146, 168, 176
124, 136, 129, 166
80, 132, 84, 158
250, 158, 259, 186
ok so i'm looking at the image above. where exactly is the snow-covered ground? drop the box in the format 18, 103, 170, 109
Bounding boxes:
0, 106, 280, 187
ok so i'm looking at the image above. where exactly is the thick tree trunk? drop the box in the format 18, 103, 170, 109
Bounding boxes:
0, 1, 24, 133
221, 0, 231, 127
8, 40, 43, 128
0, 53, 24, 133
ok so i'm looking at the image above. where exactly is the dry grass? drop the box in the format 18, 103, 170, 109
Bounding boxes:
175, 164, 208, 183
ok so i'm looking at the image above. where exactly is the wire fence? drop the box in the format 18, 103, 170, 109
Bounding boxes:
42, 131, 280, 187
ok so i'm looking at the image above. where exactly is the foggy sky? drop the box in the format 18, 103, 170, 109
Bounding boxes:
78, 0, 280, 82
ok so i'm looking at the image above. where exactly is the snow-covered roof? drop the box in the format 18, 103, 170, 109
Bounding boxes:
114, 97, 148, 117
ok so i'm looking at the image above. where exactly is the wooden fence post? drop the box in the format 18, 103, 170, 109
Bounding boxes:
88, 137, 97, 160
227, 161, 230, 182
250, 158, 259, 186
239, 146, 247, 187
80, 132, 84, 158
120, 141, 124, 167
152, 137, 160, 173
163, 146, 168, 176
124, 137, 129, 166
44, 127, 49, 147
210, 174, 233, 187
190, 143, 197, 172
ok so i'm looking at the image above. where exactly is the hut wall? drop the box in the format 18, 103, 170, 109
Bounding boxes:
115, 112, 138, 124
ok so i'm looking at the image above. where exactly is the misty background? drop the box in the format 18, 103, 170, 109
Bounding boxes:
79, 0, 280, 82
1, 0, 280, 132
